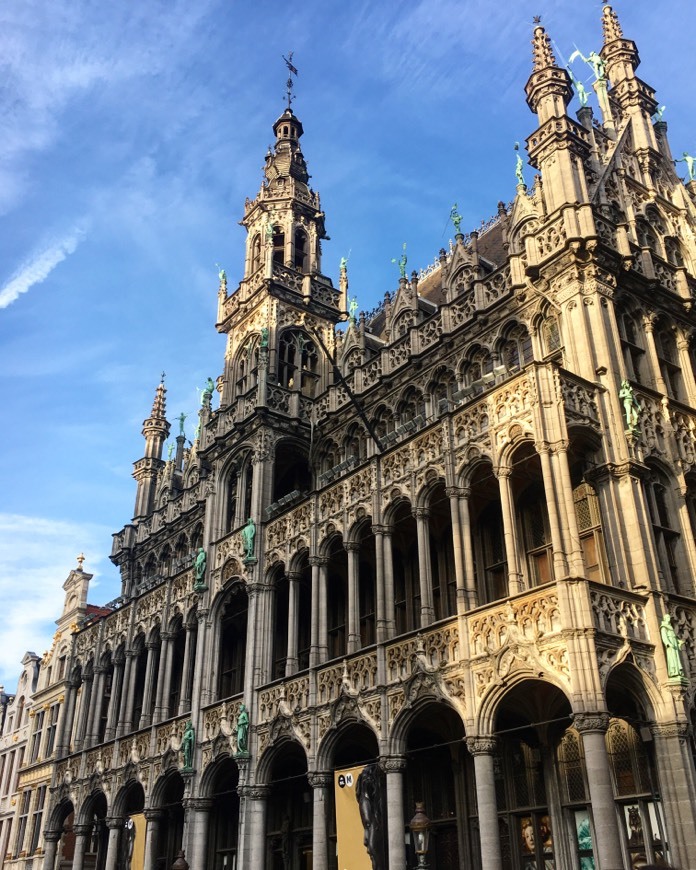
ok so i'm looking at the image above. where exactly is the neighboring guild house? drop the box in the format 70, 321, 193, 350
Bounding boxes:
29, 6, 696, 870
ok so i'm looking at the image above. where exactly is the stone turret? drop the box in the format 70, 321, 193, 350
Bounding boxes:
132, 377, 170, 519
524, 22, 593, 215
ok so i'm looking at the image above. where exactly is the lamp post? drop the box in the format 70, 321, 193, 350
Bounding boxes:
409, 801, 431, 869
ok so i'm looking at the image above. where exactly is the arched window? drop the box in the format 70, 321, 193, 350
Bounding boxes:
664, 236, 684, 267
573, 479, 608, 583
278, 330, 319, 396
542, 315, 562, 356
344, 424, 366, 463
272, 226, 285, 266
218, 587, 248, 699
519, 482, 553, 587
235, 336, 260, 397
654, 323, 682, 400
397, 387, 425, 426
294, 228, 308, 271
643, 466, 682, 592
250, 234, 262, 273
500, 325, 533, 372
226, 469, 239, 532
618, 310, 646, 384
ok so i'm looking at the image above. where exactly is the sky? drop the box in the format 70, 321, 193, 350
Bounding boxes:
1, 0, 695, 689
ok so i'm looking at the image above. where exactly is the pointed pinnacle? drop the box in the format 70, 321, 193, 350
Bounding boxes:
602, 5, 624, 43
531, 23, 557, 72
151, 379, 167, 419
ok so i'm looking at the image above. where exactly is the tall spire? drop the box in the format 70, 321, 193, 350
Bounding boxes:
132, 376, 171, 520
601, 4, 623, 42
531, 22, 557, 72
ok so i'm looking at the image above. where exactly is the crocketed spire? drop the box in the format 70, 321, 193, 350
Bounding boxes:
150, 376, 167, 419
531, 24, 557, 72
602, 5, 624, 43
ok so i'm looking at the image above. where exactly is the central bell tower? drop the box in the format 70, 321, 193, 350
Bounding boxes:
216, 101, 345, 410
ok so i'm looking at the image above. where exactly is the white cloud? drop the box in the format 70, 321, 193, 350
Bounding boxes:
0, 513, 117, 689
0, 227, 87, 309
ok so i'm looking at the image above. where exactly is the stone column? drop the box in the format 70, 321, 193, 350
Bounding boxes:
538, 446, 567, 578
42, 831, 62, 870
239, 785, 269, 869
383, 755, 407, 869
414, 508, 435, 626
446, 486, 466, 612
346, 542, 361, 653
309, 771, 332, 870
319, 560, 328, 661
143, 810, 162, 870
574, 713, 623, 870
643, 314, 668, 394
467, 737, 503, 870
382, 529, 396, 639
676, 334, 696, 403
87, 667, 107, 745
285, 572, 301, 676
372, 525, 388, 643
184, 798, 212, 870
459, 487, 477, 608
553, 444, 585, 577
71, 824, 92, 870
105, 659, 125, 741
650, 721, 696, 868
178, 625, 195, 716
139, 641, 159, 729
119, 651, 137, 736
56, 679, 78, 756
310, 557, 322, 668
75, 671, 94, 744
154, 632, 174, 722
103, 818, 122, 870
497, 466, 523, 594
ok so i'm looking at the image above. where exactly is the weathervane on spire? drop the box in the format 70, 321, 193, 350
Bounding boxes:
283, 52, 298, 108
533, 15, 541, 24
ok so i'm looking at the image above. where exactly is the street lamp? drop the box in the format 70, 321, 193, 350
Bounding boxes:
409, 801, 431, 869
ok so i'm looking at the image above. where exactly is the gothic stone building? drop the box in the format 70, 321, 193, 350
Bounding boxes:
31, 7, 696, 870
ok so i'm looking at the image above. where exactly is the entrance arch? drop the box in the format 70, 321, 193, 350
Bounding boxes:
204, 757, 240, 870
264, 741, 312, 869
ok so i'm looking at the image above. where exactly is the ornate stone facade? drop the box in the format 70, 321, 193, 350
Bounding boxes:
5, 7, 696, 870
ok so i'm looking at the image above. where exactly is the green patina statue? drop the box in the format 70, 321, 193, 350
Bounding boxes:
201, 377, 214, 406
619, 379, 641, 432
569, 48, 606, 83
675, 152, 696, 181
181, 721, 195, 769
167, 442, 175, 461
178, 412, 187, 436
348, 296, 359, 323
194, 547, 207, 583
450, 203, 463, 234
514, 143, 525, 186
567, 68, 589, 107
392, 243, 407, 279
242, 517, 256, 559
660, 614, 685, 679
236, 703, 250, 755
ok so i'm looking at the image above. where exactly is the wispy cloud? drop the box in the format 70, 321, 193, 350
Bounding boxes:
0, 227, 87, 309
0, 513, 118, 688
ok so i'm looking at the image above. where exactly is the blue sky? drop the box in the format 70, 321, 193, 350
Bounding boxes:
0, 0, 694, 688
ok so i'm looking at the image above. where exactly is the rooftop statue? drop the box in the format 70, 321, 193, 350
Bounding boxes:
178, 412, 187, 436
566, 67, 589, 107
514, 143, 525, 187
201, 377, 215, 406
675, 151, 696, 181
392, 243, 407, 279
167, 442, 175, 461
651, 105, 666, 123
216, 263, 227, 284
450, 203, 463, 234
349, 296, 359, 323
568, 48, 606, 83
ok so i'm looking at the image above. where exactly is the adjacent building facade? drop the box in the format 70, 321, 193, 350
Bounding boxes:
12, 6, 696, 870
